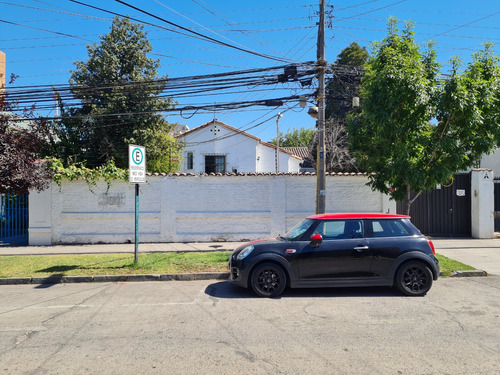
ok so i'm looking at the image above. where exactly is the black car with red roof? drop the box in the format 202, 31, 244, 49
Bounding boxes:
229, 213, 439, 297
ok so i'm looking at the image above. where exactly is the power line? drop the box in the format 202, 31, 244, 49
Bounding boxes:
188, 0, 284, 56
0, 19, 94, 42
431, 10, 500, 38
3, 63, 317, 116
113, 0, 293, 63
66, 0, 293, 64
334, 0, 409, 21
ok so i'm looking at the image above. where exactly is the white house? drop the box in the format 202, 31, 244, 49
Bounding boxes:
175, 119, 302, 174
480, 148, 499, 177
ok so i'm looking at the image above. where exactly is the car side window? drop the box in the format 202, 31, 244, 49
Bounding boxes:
367, 219, 411, 237
314, 220, 363, 239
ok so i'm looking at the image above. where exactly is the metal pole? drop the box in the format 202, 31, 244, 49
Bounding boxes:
276, 112, 282, 173
316, 0, 327, 214
134, 183, 139, 264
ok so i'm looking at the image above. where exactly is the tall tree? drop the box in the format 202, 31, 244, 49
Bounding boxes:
317, 42, 368, 172
54, 16, 181, 172
335, 41, 369, 66
348, 18, 500, 214
326, 42, 368, 121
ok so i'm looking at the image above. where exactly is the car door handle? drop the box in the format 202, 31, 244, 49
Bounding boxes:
354, 246, 369, 252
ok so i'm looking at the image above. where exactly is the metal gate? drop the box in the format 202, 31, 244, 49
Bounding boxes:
495, 178, 500, 232
0, 192, 29, 246
397, 173, 471, 237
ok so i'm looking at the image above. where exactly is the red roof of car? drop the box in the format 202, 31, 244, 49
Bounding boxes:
308, 213, 410, 220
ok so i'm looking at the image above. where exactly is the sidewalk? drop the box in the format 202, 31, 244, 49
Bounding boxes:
431, 237, 500, 276
0, 242, 243, 256
1, 238, 499, 276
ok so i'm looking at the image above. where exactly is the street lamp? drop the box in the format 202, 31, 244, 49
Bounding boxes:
308, 105, 318, 119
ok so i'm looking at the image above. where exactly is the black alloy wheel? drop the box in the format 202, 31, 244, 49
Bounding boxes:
395, 261, 433, 296
250, 263, 286, 298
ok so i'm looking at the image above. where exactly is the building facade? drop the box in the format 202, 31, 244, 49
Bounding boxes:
176, 120, 302, 174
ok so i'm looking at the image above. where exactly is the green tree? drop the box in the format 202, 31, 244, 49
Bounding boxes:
54, 17, 181, 173
326, 42, 368, 120
270, 127, 316, 147
316, 42, 368, 172
348, 18, 500, 214
336, 41, 369, 67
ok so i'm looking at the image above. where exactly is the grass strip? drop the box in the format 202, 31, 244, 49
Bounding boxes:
435, 253, 475, 276
0, 252, 473, 279
0, 251, 231, 278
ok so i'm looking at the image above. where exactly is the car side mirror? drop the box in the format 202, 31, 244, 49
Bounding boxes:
310, 233, 323, 247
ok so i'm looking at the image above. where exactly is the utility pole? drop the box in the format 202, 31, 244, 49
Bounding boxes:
316, 0, 327, 214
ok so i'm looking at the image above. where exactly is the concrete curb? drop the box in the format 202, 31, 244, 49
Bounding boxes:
0, 270, 489, 286
449, 270, 488, 277
0, 272, 231, 285
0, 270, 488, 285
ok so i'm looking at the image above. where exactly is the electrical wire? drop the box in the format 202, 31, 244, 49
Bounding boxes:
188, 0, 284, 56
66, 0, 293, 64
431, 10, 500, 38
3, 63, 316, 106
0, 19, 94, 42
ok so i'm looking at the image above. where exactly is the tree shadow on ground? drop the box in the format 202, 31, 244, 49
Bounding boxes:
36, 265, 79, 273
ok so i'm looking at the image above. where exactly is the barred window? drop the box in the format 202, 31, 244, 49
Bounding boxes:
205, 155, 225, 174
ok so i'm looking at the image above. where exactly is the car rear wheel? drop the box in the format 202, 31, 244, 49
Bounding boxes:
250, 263, 286, 298
395, 261, 433, 296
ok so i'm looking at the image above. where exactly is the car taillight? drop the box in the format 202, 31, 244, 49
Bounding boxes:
427, 239, 435, 254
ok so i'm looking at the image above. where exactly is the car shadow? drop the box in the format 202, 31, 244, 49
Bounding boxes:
205, 281, 401, 299
205, 281, 256, 299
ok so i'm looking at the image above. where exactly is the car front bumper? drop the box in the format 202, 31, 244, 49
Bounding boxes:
228, 257, 250, 288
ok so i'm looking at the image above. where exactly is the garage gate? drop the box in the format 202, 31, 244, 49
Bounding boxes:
397, 173, 471, 237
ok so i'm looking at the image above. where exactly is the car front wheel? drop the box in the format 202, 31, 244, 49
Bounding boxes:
395, 261, 433, 296
250, 263, 286, 298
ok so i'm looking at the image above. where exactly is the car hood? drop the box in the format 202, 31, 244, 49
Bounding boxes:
233, 238, 285, 253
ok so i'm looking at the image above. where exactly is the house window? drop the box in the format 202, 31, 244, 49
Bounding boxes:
187, 152, 193, 170
205, 155, 226, 173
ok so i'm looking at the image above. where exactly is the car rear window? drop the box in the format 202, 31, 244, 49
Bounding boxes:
366, 219, 411, 237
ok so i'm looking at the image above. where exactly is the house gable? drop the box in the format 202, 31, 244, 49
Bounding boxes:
176, 120, 259, 174
176, 119, 303, 173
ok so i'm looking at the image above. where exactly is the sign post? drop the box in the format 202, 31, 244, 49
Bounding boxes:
129, 145, 146, 264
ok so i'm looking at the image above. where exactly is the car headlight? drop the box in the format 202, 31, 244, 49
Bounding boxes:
236, 245, 254, 261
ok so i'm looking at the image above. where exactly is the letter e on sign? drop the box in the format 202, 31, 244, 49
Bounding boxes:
129, 144, 146, 184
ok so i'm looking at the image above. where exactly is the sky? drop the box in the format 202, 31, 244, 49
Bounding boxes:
1, 0, 499, 143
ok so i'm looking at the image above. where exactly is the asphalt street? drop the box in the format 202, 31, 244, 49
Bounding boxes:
0, 277, 499, 374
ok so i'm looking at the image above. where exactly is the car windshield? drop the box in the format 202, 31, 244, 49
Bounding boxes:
283, 218, 315, 240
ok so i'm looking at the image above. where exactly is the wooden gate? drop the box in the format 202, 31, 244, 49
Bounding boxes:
397, 173, 471, 237
0, 192, 29, 246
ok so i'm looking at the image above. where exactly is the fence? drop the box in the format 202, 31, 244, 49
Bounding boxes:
0, 192, 29, 245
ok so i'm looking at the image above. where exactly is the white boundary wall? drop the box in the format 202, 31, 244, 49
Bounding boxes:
29, 175, 396, 245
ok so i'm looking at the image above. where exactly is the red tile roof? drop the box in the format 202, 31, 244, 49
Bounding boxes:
176, 119, 302, 160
